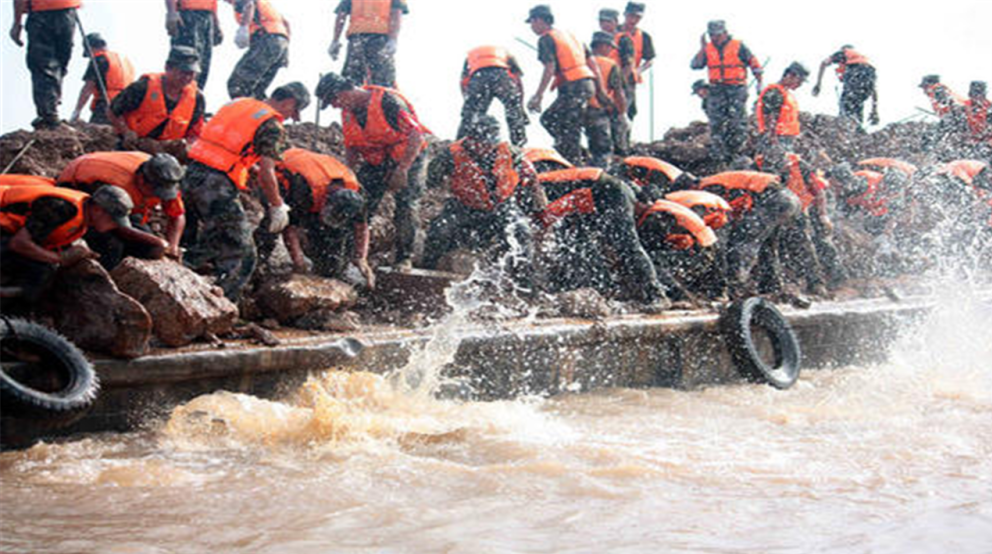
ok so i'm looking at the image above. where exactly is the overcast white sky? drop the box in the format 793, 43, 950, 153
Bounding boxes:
2, 0, 990, 146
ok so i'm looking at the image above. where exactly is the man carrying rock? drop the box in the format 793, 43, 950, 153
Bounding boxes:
457, 45, 529, 147
8, 0, 80, 130
70, 33, 135, 125
166, 0, 224, 90
225, 0, 290, 100
182, 82, 309, 301
58, 152, 186, 269
328, 0, 408, 88
315, 73, 429, 270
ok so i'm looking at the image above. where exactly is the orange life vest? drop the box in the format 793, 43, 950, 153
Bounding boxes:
706, 39, 747, 86
448, 141, 521, 212
27, 0, 80, 12
57, 151, 174, 223
699, 171, 781, 215
466, 46, 511, 77
589, 56, 620, 110
616, 27, 645, 83
0, 185, 88, 250
0, 175, 56, 188
757, 83, 801, 137
277, 148, 360, 214
238, 0, 289, 38
924, 84, 965, 117
536, 168, 605, 227
850, 169, 890, 217
965, 98, 991, 140
858, 158, 918, 177
784, 155, 817, 211
347, 0, 392, 36
665, 190, 732, 230
937, 160, 988, 188
188, 98, 283, 190
835, 47, 871, 79
546, 29, 594, 86
124, 73, 198, 141
623, 156, 683, 186
341, 86, 427, 166
90, 50, 135, 107
638, 199, 717, 250
177, 0, 216, 11
524, 147, 573, 169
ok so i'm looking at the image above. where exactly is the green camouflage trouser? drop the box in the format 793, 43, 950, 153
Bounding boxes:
227, 33, 289, 100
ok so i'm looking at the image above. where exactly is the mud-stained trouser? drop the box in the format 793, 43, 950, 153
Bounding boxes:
541, 79, 594, 165
181, 163, 258, 302
724, 187, 801, 295
704, 83, 749, 165
342, 33, 396, 87
227, 32, 289, 100
172, 9, 216, 90
778, 211, 826, 292
356, 151, 427, 265
840, 64, 876, 125
25, 9, 75, 126
585, 107, 614, 168
457, 68, 528, 147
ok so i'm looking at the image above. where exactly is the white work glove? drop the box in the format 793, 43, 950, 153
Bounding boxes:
383, 38, 397, 57
235, 25, 251, 49
268, 204, 291, 233
328, 40, 342, 60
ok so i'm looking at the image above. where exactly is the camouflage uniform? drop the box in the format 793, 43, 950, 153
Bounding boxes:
336, 0, 408, 87
171, 9, 218, 90
25, 7, 76, 127
458, 67, 529, 147
228, 33, 289, 100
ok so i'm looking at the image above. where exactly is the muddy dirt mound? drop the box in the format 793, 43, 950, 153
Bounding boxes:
0, 122, 118, 178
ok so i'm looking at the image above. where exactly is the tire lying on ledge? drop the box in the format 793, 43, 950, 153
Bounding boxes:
1, 317, 100, 427
722, 297, 802, 390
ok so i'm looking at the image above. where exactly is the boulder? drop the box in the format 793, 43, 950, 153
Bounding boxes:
256, 275, 358, 324
111, 258, 239, 347
41, 259, 152, 359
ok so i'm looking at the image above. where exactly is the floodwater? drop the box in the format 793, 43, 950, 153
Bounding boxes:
2, 290, 991, 553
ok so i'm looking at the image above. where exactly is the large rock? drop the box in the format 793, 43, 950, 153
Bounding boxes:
111, 258, 239, 347
256, 275, 358, 324
41, 259, 152, 359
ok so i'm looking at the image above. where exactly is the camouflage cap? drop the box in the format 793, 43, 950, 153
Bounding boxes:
90, 185, 134, 229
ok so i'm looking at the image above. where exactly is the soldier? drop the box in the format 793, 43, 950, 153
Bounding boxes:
586, 32, 628, 167
109, 46, 206, 160
58, 151, 186, 269
316, 73, 429, 270
691, 20, 763, 166
964, 81, 991, 157
755, 62, 809, 173
166, 0, 224, 90
70, 33, 135, 125
525, 4, 602, 164
226, 0, 290, 100
328, 0, 408, 87
812, 45, 879, 127
919, 74, 968, 153
637, 198, 722, 302
8, 0, 81, 129
424, 115, 544, 288
182, 82, 309, 301
457, 45, 529, 147
614, 2, 655, 122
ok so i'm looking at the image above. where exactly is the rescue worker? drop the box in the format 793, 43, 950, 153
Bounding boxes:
328, 0, 408, 88
697, 170, 801, 298
587, 32, 628, 168
811, 45, 879, 126
525, 5, 603, 165
1, 182, 133, 308
529, 151, 670, 310
964, 81, 991, 156
919, 75, 967, 153
263, 148, 375, 288
637, 198, 721, 302
692, 79, 710, 114
166, 0, 224, 90
109, 46, 206, 160
226, 0, 290, 100
690, 20, 763, 167
57, 152, 184, 270
70, 33, 135, 125
182, 82, 309, 301
315, 73, 429, 270
8, 0, 80, 130
424, 115, 544, 289
756, 62, 809, 173
598, 7, 635, 147
618, 155, 695, 205
457, 45, 528, 147
614, 2, 655, 123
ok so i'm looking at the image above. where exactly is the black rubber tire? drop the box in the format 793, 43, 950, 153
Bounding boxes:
722, 297, 802, 389
1, 317, 100, 425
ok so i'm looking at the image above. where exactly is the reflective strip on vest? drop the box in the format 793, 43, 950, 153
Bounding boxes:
188, 98, 283, 190
91, 50, 135, 106
124, 73, 198, 140
0, 185, 88, 250
638, 199, 716, 249
756, 83, 800, 137
589, 56, 619, 110
547, 29, 594, 85
178, 0, 217, 11
58, 152, 159, 220
449, 141, 520, 212
706, 39, 746, 85
278, 148, 360, 214
342, 86, 426, 166
347, 0, 391, 36
466, 46, 512, 79
27, 0, 80, 12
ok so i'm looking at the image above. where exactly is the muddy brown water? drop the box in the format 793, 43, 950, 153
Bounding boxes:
1, 297, 990, 554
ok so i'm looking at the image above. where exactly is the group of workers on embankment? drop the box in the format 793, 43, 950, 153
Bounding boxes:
2, 0, 991, 322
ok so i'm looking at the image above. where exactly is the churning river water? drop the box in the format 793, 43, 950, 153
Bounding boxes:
1, 289, 990, 554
